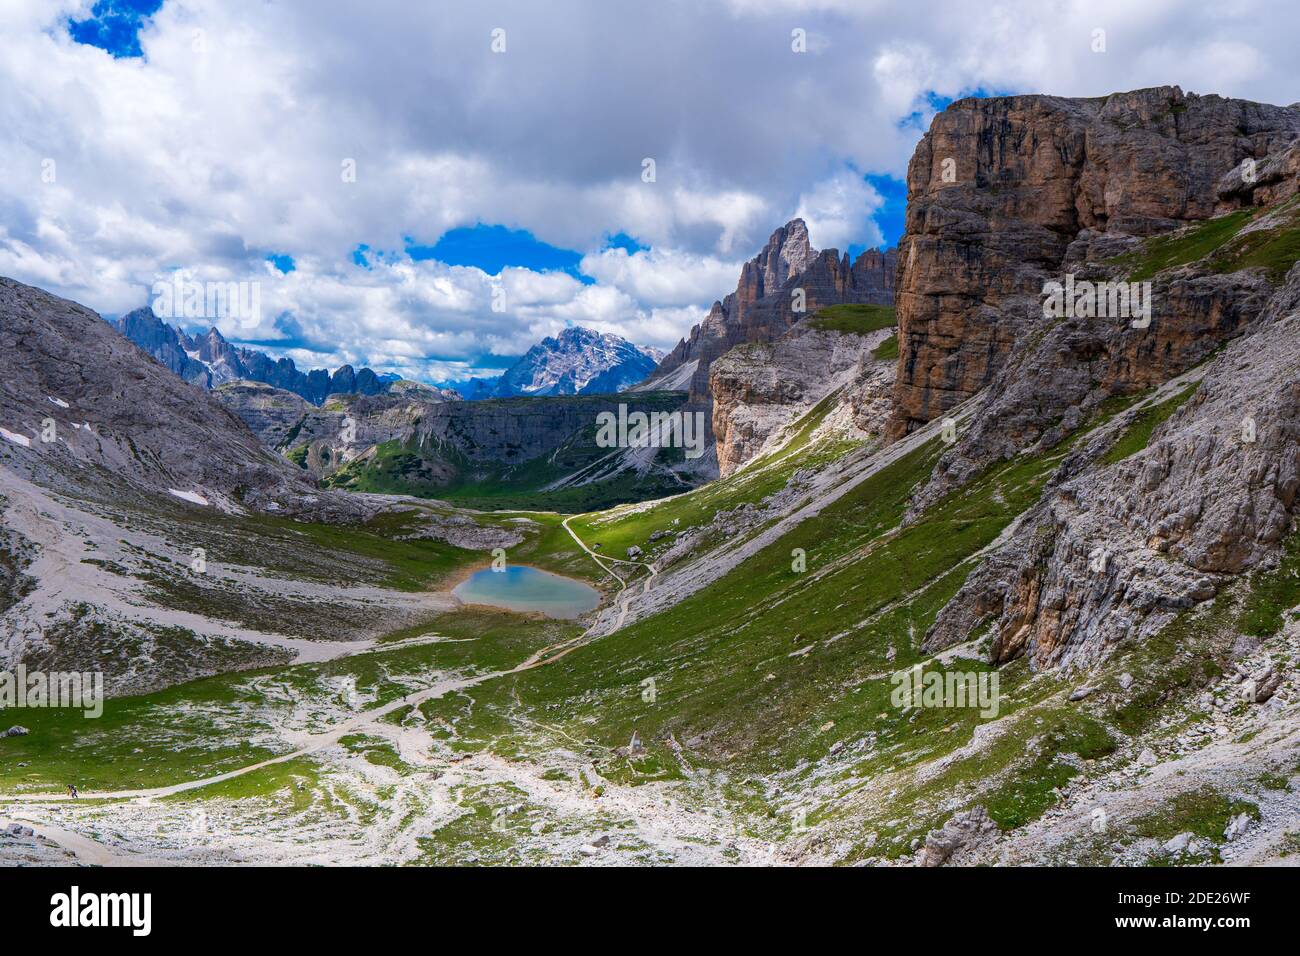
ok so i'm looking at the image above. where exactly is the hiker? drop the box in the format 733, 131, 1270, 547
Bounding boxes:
66, 784, 79, 799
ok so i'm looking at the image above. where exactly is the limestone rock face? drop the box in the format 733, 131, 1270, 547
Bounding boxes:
908, 90, 1300, 674
913, 268, 1274, 509
214, 381, 315, 450
215, 379, 459, 477
925, 263, 1300, 671
709, 322, 896, 477
1218, 138, 1300, 210
645, 219, 897, 405
890, 86, 1300, 442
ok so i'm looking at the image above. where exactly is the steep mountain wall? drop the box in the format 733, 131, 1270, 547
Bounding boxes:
899, 89, 1300, 671
709, 320, 895, 477
891, 86, 1300, 448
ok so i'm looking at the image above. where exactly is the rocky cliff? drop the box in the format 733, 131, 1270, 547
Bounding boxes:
642, 219, 897, 403
890, 86, 1300, 450
708, 315, 896, 476
899, 88, 1300, 672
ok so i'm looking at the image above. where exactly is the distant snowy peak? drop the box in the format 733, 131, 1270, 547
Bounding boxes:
491, 327, 663, 397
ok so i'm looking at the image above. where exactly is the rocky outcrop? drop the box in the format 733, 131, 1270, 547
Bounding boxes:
644, 219, 897, 404
0, 277, 313, 510
214, 381, 317, 450
709, 320, 896, 476
215, 379, 459, 476
907, 90, 1300, 673
890, 86, 1300, 446
1218, 138, 1300, 209
926, 262, 1300, 670
921, 805, 999, 866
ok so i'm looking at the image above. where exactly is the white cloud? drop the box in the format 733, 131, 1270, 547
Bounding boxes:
579, 248, 745, 308
1, 0, 1298, 380
795, 172, 886, 252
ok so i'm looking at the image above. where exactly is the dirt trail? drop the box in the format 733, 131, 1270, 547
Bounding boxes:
561, 513, 657, 631
2, 513, 654, 809
0, 816, 165, 866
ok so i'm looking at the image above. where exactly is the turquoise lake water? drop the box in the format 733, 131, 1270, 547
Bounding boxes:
452, 565, 600, 619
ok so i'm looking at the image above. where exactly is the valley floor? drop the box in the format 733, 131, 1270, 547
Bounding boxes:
3, 373, 1299, 867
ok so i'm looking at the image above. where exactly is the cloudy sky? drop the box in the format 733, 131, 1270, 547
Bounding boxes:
2, 0, 1298, 383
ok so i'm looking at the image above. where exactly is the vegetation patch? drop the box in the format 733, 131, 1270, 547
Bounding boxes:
1237, 532, 1300, 637
1108, 602, 1229, 737
1208, 203, 1300, 282
1113, 208, 1257, 281
1100, 382, 1199, 465
1129, 787, 1259, 843
872, 334, 899, 361
981, 714, 1115, 830
808, 303, 897, 334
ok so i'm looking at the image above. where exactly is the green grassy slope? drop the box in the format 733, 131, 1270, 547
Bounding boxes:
569, 386, 856, 560
808, 304, 897, 334
6, 377, 1272, 864
1112, 199, 1300, 283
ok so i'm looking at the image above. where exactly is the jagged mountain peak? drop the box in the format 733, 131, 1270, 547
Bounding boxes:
474, 326, 663, 398
641, 217, 896, 399
751, 218, 816, 295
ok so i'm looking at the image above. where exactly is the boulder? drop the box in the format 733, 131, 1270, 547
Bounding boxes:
921, 805, 999, 866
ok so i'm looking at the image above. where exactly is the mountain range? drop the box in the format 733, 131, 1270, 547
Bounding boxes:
113, 308, 393, 406
114, 307, 662, 407
4, 85, 1300, 868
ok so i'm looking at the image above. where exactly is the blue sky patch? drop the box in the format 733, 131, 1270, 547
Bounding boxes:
858, 173, 908, 251
603, 232, 648, 255
266, 253, 296, 274
406, 224, 590, 281
899, 87, 1018, 133
67, 0, 163, 58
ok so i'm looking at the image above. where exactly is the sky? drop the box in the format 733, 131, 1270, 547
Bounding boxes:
2, 1, 1299, 383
